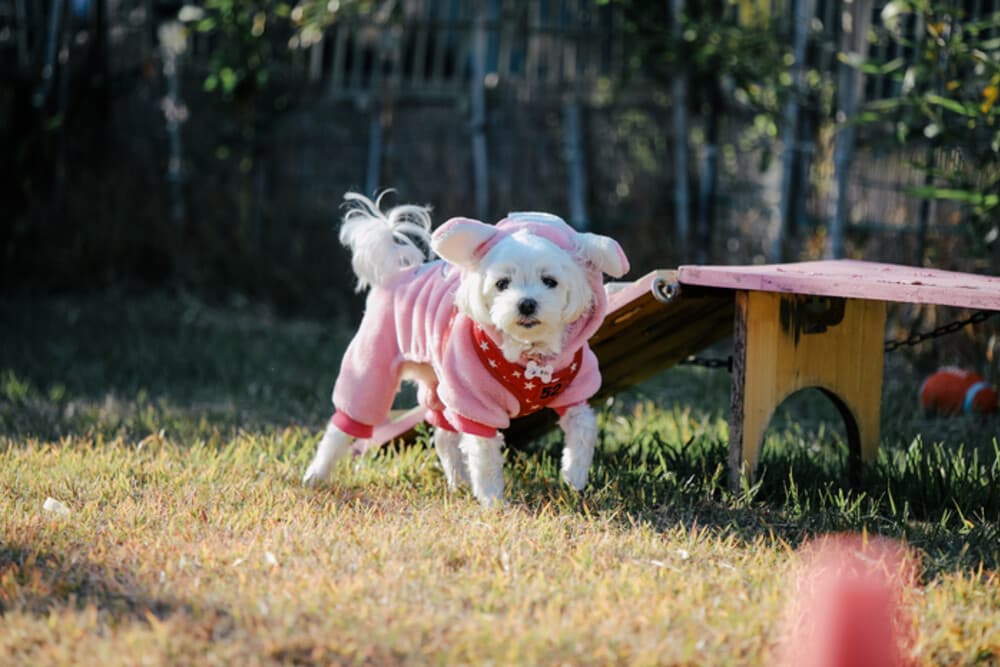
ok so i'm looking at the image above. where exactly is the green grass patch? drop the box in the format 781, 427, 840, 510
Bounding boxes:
1, 292, 998, 665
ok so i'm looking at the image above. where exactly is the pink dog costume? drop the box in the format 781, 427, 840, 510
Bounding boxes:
330, 213, 627, 441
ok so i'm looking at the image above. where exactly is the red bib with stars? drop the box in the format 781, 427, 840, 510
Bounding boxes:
471, 324, 583, 417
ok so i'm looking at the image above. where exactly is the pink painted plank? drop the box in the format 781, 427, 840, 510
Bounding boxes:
605, 269, 674, 313
678, 260, 1000, 311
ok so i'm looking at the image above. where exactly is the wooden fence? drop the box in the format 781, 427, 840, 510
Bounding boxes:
3, 0, 997, 267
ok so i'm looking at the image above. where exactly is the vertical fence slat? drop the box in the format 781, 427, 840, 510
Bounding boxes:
429, 5, 449, 89
470, 0, 489, 220
388, 23, 404, 90
308, 38, 323, 82
671, 0, 690, 261
562, 0, 577, 84
525, 1, 540, 89
496, 0, 513, 79
546, 2, 561, 87
455, 29, 472, 95
14, 0, 29, 67
410, 0, 430, 89
349, 20, 366, 92
329, 22, 348, 96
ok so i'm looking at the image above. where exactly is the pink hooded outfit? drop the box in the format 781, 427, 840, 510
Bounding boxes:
331, 213, 628, 440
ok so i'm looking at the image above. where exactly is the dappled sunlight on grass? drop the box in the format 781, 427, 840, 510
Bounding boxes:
1, 293, 998, 664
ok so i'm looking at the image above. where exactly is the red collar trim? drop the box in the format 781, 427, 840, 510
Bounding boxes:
471, 324, 582, 417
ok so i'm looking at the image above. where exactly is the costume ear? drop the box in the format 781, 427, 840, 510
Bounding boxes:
431, 217, 499, 268
575, 232, 630, 278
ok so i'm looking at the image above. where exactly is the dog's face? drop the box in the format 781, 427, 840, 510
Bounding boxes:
432, 214, 629, 361
458, 230, 591, 358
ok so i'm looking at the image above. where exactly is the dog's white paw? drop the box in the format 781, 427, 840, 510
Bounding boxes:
302, 461, 331, 487
434, 429, 470, 489
461, 434, 505, 508
473, 468, 505, 508
477, 492, 504, 509
561, 456, 590, 491
303, 421, 354, 488
559, 403, 598, 492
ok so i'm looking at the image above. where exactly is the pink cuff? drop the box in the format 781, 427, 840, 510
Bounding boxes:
332, 411, 374, 439
450, 414, 498, 438
426, 409, 457, 433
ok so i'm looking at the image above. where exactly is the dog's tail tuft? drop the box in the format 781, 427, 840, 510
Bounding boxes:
340, 191, 433, 292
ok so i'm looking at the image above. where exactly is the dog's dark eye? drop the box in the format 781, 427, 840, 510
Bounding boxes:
495, 278, 510, 291
542, 276, 558, 288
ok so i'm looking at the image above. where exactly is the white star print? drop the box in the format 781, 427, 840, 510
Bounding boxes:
488, 359, 498, 368
524, 381, 536, 390
571, 362, 578, 372
479, 340, 490, 351
511, 370, 521, 378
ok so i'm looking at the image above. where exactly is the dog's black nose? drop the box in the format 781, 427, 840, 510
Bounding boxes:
518, 298, 538, 316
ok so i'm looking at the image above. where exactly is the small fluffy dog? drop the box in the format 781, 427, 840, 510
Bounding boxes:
303, 193, 629, 506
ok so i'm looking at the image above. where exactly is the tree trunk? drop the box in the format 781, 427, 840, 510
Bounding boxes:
670, 0, 690, 262
913, 145, 934, 267
562, 98, 589, 230
470, 3, 490, 222
696, 89, 720, 264
827, 0, 874, 259
774, 0, 815, 261
365, 102, 383, 196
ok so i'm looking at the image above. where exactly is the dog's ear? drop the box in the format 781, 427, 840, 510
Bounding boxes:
575, 233, 629, 278
432, 217, 498, 268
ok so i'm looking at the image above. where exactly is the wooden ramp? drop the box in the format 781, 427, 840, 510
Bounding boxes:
354, 270, 734, 451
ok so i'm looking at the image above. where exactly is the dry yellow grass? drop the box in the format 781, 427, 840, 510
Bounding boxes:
1, 430, 997, 666
2, 294, 998, 665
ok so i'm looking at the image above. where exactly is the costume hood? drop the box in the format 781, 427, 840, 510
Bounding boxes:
431, 211, 629, 367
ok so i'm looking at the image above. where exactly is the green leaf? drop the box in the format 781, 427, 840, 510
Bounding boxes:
865, 98, 905, 112
220, 67, 238, 93
859, 57, 906, 75
925, 93, 977, 117
905, 186, 999, 207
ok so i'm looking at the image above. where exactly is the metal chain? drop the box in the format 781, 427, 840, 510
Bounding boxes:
679, 355, 734, 371
883, 310, 996, 353
678, 310, 997, 371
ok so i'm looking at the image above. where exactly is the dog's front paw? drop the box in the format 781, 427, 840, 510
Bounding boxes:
462, 434, 505, 508
472, 470, 505, 508
433, 429, 470, 490
303, 421, 355, 488
561, 458, 590, 491
476, 491, 504, 509
559, 403, 597, 491
302, 461, 331, 487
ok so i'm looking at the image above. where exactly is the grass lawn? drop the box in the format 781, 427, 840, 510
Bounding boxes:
1, 292, 998, 665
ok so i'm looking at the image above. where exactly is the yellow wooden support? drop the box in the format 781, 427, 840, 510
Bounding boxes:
728, 290, 887, 490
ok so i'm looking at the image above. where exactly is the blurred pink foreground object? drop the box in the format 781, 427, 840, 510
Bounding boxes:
775, 533, 918, 667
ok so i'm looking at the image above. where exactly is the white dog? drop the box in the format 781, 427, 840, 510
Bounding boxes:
304, 193, 629, 506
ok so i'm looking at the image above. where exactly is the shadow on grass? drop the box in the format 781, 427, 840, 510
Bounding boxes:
0, 293, 352, 442
0, 543, 233, 634
513, 413, 1000, 580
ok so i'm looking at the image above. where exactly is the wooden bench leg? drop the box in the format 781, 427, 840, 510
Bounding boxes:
728, 290, 886, 491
